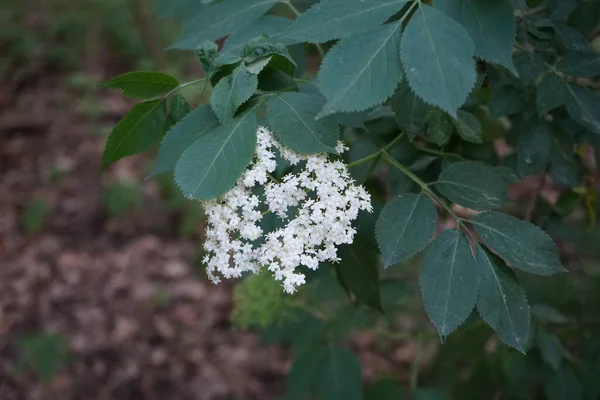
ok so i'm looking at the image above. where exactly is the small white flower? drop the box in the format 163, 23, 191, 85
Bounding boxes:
200, 127, 372, 293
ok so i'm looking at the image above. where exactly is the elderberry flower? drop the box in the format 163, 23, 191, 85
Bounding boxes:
201, 127, 372, 293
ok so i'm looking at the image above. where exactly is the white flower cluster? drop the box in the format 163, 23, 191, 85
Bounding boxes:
201, 127, 372, 293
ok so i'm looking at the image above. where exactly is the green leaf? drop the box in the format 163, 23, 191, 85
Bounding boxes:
435, 161, 508, 210
517, 119, 551, 176
166, 94, 192, 124
549, 136, 582, 188
471, 211, 566, 275
513, 51, 547, 84
565, 84, 600, 134
337, 242, 383, 312
244, 41, 297, 69
420, 229, 480, 340
174, 111, 258, 199
435, 0, 517, 74
280, 0, 408, 44
531, 304, 568, 324
318, 347, 364, 400
536, 74, 567, 115
210, 65, 258, 123
425, 109, 453, 146
544, 365, 583, 400
317, 23, 404, 116
476, 245, 530, 353
223, 16, 292, 50
391, 81, 433, 139
537, 331, 563, 371
286, 346, 329, 400
102, 100, 170, 169
488, 85, 527, 117
196, 40, 219, 73
558, 51, 600, 78
553, 24, 589, 51
454, 110, 482, 143
267, 92, 340, 154
400, 4, 476, 117
365, 380, 404, 400
170, 0, 278, 49
149, 105, 219, 177
375, 193, 437, 267
413, 388, 453, 400
100, 71, 179, 100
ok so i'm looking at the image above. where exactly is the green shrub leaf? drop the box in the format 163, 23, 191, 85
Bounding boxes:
317, 23, 404, 116
544, 365, 583, 400
425, 109, 453, 146
365, 380, 405, 400
557, 51, 600, 78
413, 388, 453, 400
517, 119, 551, 176
223, 16, 292, 50
267, 92, 339, 154
565, 84, 600, 134
420, 229, 480, 340
536, 74, 567, 115
174, 111, 257, 199
149, 105, 219, 177
281, 0, 408, 44
100, 71, 179, 99
537, 331, 563, 371
318, 347, 364, 400
454, 110, 482, 143
435, 0, 517, 75
513, 51, 547, 84
488, 85, 527, 117
376, 193, 437, 267
400, 4, 476, 117
476, 245, 530, 353
285, 346, 329, 400
471, 211, 567, 275
337, 242, 383, 312
391, 81, 433, 139
210, 65, 258, 123
435, 161, 508, 210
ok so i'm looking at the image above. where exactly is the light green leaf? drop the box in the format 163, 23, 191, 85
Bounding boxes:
435, 0, 517, 74
454, 110, 482, 143
267, 92, 339, 154
149, 105, 219, 177
544, 365, 583, 400
565, 84, 600, 134
317, 23, 404, 116
223, 16, 292, 50
210, 66, 258, 123
435, 161, 508, 210
536, 74, 567, 115
375, 193, 437, 267
476, 245, 530, 353
100, 71, 179, 99
102, 100, 169, 169
413, 388, 453, 400
174, 111, 258, 199
420, 229, 480, 339
285, 346, 329, 400
514, 51, 547, 84
517, 119, 551, 177
558, 51, 600, 78
337, 242, 383, 312
537, 331, 563, 370
170, 0, 278, 49
488, 85, 527, 117
471, 211, 566, 275
400, 4, 476, 117
365, 380, 404, 400
318, 347, 364, 400
280, 0, 408, 44
425, 109, 453, 146
391, 81, 433, 139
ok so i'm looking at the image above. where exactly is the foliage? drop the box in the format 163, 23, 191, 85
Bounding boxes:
101, 0, 600, 397
21, 199, 52, 235
16, 333, 70, 382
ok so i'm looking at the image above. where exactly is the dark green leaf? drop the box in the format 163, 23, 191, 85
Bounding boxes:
280, 0, 409, 44
471, 211, 567, 275
244, 41, 297, 68
435, 0, 517, 74
210, 65, 258, 123
488, 85, 527, 117
166, 94, 191, 124
544, 364, 583, 400
435, 161, 508, 210
531, 304, 568, 324
565, 84, 600, 134
286, 346, 329, 400
318, 347, 364, 400
493, 165, 520, 184
317, 23, 404, 116
100, 71, 179, 100
549, 137, 582, 188
476, 246, 530, 352
196, 40, 219, 73
375, 193, 437, 266
365, 380, 404, 400
553, 24, 589, 51
102, 100, 170, 169
391, 81, 433, 139
425, 109, 453, 146
413, 388, 453, 400
174, 111, 258, 199
517, 120, 551, 176
267, 92, 339, 154
149, 105, 219, 177
513, 51, 547, 84
170, 0, 278, 49
401, 4, 476, 116
558, 51, 600, 78
549, 0, 578, 20
420, 229, 480, 339
454, 110, 482, 143
258, 67, 298, 92
537, 331, 563, 370
536, 74, 567, 115
223, 16, 292, 50
337, 242, 383, 312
